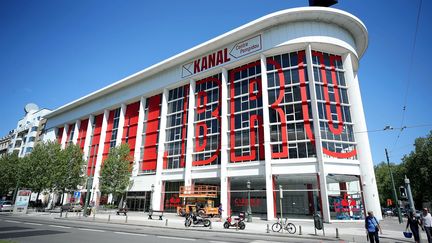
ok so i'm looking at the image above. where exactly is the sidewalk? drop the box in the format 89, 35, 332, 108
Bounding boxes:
16, 211, 425, 242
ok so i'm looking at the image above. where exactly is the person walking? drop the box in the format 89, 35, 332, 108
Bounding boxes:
406, 211, 421, 243
365, 211, 382, 243
422, 208, 432, 243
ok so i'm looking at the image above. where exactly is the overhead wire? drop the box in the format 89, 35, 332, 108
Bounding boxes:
392, 0, 423, 150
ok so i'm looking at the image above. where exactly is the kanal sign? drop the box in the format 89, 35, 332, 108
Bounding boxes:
181, 34, 262, 78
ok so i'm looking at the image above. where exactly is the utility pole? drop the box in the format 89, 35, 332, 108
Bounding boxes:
404, 176, 416, 213
385, 148, 402, 223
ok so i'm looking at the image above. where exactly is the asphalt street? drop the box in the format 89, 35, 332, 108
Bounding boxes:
0, 216, 330, 243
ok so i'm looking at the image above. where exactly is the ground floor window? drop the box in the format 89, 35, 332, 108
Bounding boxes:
163, 181, 183, 212
327, 174, 364, 220
229, 177, 267, 217
274, 174, 321, 219
126, 191, 151, 212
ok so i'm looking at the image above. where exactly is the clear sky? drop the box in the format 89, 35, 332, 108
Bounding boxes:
0, 0, 431, 165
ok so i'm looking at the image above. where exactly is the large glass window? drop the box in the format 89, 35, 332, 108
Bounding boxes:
266, 51, 316, 159
164, 85, 189, 169
312, 51, 356, 159
327, 174, 364, 220
140, 94, 162, 174
228, 60, 264, 163
163, 181, 183, 213
193, 74, 221, 166
274, 174, 321, 219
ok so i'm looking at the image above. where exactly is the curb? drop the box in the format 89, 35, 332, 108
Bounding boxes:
55, 216, 339, 241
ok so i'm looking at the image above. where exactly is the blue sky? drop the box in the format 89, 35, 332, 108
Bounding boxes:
0, 0, 431, 165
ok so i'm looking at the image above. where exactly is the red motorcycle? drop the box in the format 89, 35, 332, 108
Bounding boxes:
223, 212, 246, 230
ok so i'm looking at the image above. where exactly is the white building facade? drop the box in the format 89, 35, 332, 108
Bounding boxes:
43, 7, 381, 222
9, 104, 51, 157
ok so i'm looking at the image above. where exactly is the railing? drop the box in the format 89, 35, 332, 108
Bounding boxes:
179, 185, 218, 198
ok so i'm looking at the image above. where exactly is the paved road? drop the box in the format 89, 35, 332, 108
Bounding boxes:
0, 216, 330, 243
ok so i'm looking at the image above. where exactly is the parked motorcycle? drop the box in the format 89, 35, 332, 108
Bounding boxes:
184, 212, 211, 227
223, 212, 246, 230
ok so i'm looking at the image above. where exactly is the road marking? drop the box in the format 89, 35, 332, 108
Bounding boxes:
5, 220, 20, 223
48, 225, 71, 229
114, 231, 148, 237
24, 222, 43, 226
210, 241, 231, 243
158, 236, 196, 241
78, 228, 105, 232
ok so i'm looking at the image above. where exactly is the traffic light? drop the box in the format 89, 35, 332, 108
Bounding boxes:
399, 186, 407, 199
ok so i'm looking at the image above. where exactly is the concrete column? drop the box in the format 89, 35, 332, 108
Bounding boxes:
153, 88, 169, 211
260, 54, 275, 221
132, 97, 146, 177
83, 115, 94, 160
72, 120, 80, 144
343, 53, 382, 219
220, 68, 229, 218
306, 44, 331, 222
91, 109, 109, 204
60, 124, 68, 149
116, 104, 127, 146
184, 79, 195, 187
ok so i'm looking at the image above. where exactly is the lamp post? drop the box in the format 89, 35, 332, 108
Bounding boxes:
246, 180, 252, 222
149, 184, 154, 212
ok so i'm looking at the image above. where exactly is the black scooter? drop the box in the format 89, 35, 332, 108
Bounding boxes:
184, 212, 211, 227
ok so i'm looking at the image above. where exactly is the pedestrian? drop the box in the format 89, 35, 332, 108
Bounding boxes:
218, 204, 223, 221
365, 210, 382, 243
422, 208, 432, 243
406, 210, 421, 243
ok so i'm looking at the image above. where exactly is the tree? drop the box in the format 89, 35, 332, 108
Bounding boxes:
54, 143, 87, 202
0, 152, 20, 196
26, 141, 62, 199
99, 144, 132, 206
402, 131, 432, 207
374, 161, 405, 206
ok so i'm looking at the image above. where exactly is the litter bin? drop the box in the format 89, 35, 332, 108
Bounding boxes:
313, 213, 323, 230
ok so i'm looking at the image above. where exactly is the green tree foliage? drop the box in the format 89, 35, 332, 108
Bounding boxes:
99, 144, 132, 204
375, 131, 432, 207
374, 162, 405, 206
26, 141, 62, 193
0, 152, 21, 195
55, 143, 86, 194
402, 131, 432, 206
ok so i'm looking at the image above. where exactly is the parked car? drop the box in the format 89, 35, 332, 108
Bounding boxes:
61, 203, 82, 212
0, 201, 13, 212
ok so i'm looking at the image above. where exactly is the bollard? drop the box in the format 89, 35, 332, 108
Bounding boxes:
79, 213, 81, 219
93, 214, 95, 221
322, 223, 325, 236
236, 223, 238, 231
165, 219, 168, 226
299, 225, 302, 235
125, 215, 128, 223
76, 212, 78, 216
108, 215, 111, 223
266, 224, 270, 233
336, 228, 339, 239
209, 222, 212, 229
60, 211, 63, 218
65, 212, 68, 218
314, 227, 317, 236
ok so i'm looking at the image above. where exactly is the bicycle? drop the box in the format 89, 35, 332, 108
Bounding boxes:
272, 217, 296, 234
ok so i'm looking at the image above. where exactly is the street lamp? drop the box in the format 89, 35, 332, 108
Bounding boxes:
149, 184, 154, 212
247, 180, 252, 222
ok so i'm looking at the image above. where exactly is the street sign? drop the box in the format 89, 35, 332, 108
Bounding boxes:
74, 191, 81, 198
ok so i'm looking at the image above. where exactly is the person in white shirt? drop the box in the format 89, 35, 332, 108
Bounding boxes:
422, 208, 432, 243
